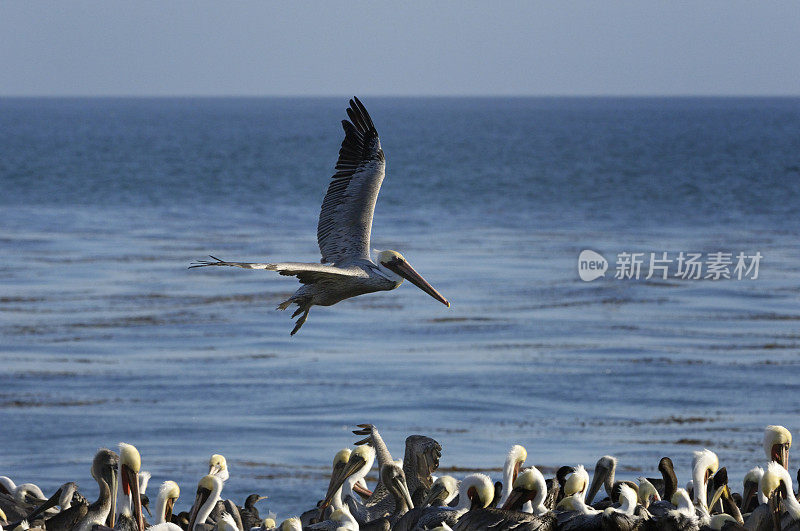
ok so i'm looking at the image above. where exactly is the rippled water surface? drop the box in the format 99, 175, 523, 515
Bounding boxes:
2, 97, 799, 517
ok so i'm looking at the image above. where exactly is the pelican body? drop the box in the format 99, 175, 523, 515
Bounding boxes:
191, 98, 449, 334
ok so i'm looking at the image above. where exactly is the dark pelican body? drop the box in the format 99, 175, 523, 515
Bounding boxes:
191, 97, 449, 335
453, 507, 557, 530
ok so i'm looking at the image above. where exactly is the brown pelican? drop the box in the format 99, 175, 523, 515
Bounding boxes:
74, 449, 118, 531
585, 456, 617, 506
154, 482, 180, 526
318, 445, 374, 525
351, 463, 412, 530
190, 97, 450, 335
759, 462, 800, 528
502, 467, 550, 516
115, 443, 145, 531
690, 449, 718, 516
317, 448, 364, 521
208, 455, 229, 483
764, 426, 792, 470
187, 476, 224, 531
498, 445, 528, 508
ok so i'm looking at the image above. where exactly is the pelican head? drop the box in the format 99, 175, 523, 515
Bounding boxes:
615, 484, 637, 515
422, 475, 459, 507
636, 477, 661, 508
380, 463, 414, 512
742, 466, 765, 511
209, 454, 229, 481
321, 445, 375, 514
456, 473, 494, 511
586, 455, 617, 505
764, 425, 792, 469
691, 449, 718, 509
376, 250, 450, 307
564, 465, 590, 498
761, 461, 800, 520
502, 466, 548, 514
157, 481, 180, 524
119, 443, 144, 531
188, 475, 223, 531
505, 445, 527, 488
670, 488, 695, 516
92, 448, 119, 527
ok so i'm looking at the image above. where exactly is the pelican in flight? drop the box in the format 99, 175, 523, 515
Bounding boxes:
191, 97, 450, 335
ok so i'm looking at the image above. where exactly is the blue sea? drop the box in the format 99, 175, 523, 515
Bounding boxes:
1, 97, 799, 518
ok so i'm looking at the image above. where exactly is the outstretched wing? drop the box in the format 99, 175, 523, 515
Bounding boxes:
317, 97, 386, 265
189, 256, 362, 285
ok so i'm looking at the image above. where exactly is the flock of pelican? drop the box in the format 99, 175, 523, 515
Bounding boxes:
1, 425, 798, 531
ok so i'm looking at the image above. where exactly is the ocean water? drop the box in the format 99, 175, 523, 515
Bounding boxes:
1, 97, 799, 518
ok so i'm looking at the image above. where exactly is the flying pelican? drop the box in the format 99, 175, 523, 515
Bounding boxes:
190, 97, 450, 335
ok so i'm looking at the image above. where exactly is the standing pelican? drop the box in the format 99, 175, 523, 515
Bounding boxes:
190, 97, 450, 335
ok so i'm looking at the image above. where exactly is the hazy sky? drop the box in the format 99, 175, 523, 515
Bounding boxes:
1, 1, 798, 97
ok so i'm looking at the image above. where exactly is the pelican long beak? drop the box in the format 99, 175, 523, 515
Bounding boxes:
188, 487, 212, 531
773, 444, 790, 470
122, 465, 144, 531
742, 482, 757, 513
396, 478, 414, 511
585, 465, 607, 505
421, 481, 447, 508
501, 486, 531, 511
107, 468, 118, 527
165, 497, 175, 523
352, 481, 372, 499
709, 484, 728, 514
24, 486, 64, 522
388, 259, 450, 307
209, 465, 221, 476
320, 455, 366, 516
